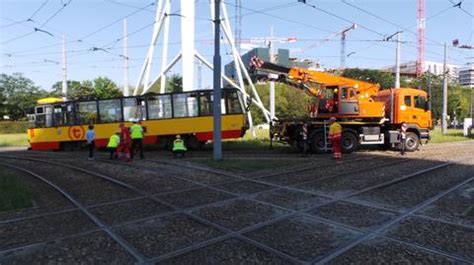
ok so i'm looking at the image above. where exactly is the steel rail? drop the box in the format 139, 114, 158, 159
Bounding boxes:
1, 152, 471, 264
314, 176, 474, 264
0, 162, 147, 264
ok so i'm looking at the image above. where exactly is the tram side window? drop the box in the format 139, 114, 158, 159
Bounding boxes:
209, 94, 227, 115
123, 97, 146, 121
226, 91, 243, 114
76, 101, 98, 125
52, 103, 74, 126
199, 92, 212, 116
173, 93, 198, 118
147, 94, 172, 119
99, 99, 122, 123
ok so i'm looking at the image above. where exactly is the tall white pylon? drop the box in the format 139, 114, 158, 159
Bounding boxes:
133, 0, 271, 125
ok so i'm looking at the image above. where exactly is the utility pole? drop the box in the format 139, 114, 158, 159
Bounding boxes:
384, 31, 402, 88
395, 32, 401, 88
213, 0, 222, 160
268, 27, 276, 121
340, 23, 357, 69
442, 43, 448, 134
62, 34, 68, 101
123, 19, 129, 97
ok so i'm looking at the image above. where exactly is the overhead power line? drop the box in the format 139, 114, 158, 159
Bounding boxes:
298, 1, 384, 37
29, 0, 50, 20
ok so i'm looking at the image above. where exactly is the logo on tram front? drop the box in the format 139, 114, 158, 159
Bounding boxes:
68, 126, 85, 140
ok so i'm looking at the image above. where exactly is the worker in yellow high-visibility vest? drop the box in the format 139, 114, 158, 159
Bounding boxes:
172, 135, 187, 158
328, 117, 342, 160
130, 120, 144, 159
107, 132, 120, 159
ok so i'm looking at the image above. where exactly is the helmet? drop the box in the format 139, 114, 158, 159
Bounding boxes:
329, 117, 337, 122
176, 135, 181, 139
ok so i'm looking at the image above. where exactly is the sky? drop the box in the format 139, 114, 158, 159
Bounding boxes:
0, 0, 473, 91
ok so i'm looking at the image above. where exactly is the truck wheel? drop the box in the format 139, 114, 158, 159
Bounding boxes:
404, 132, 419, 152
309, 132, 327, 154
342, 132, 358, 153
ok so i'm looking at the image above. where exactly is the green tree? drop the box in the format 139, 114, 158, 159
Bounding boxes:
0, 73, 48, 120
166, 74, 183, 93
342, 68, 395, 89
249, 83, 313, 124
50, 77, 122, 101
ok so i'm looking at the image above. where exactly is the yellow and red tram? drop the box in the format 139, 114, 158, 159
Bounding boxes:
27, 89, 248, 151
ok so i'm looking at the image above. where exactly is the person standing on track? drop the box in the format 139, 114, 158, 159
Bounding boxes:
328, 117, 342, 160
107, 132, 120, 159
85, 125, 95, 161
130, 120, 144, 159
117, 123, 131, 161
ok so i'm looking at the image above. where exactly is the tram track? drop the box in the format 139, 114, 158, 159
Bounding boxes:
123, 152, 473, 263
1, 143, 473, 264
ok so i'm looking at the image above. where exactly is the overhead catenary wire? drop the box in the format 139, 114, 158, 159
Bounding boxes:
1, 0, 71, 45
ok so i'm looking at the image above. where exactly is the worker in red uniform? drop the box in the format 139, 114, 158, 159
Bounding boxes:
328, 116, 342, 160
117, 123, 131, 161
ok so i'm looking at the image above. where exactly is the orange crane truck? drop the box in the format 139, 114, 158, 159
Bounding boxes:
249, 57, 432, 153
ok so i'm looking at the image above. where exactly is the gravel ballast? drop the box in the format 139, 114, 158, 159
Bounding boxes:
419, 181, 474, 227
308, 201, 397, 230
328, 237, 467, 265
156, 187, 235, 209
213, 180, 274, 195
115, 213, 223, 258
0, 231, 136, 264
245, 215, 360, 262
0, 210, 96, 251
156, 238, 293, 265
2, 159, 138, 206
89, 198, 173, 226
352, 160, 474, 211
386, 216, 474, 260
253, 188, 329, 210
193, 199, 290, 231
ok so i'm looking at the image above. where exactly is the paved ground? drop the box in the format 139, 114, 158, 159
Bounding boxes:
0, 141, 473, 264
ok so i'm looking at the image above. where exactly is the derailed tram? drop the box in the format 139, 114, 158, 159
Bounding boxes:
27, 88, 248, 151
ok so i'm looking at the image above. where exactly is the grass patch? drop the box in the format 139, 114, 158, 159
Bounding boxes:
196, 159, 297, 172
429, 128, 471, 144
0, 121, 28, 134
0, 168, 33, 212
0, 133, 28, 147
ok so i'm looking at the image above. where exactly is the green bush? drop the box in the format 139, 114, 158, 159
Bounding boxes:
0, 121, 29, 134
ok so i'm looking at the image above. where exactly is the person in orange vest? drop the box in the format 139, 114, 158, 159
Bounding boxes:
117, 123, 131, 161
328, 116, 342, 160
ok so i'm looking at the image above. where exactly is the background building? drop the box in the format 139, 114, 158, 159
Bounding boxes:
380, 60, 459, 81
458, 66, 474, 88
